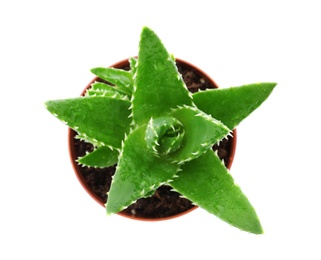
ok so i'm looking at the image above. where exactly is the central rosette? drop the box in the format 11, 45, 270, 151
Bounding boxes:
145, 116, 185, 156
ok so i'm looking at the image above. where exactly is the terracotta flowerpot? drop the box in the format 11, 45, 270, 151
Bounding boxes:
68, 58, 237, 221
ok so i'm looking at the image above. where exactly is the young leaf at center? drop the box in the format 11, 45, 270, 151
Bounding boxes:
169, 106, 230, 164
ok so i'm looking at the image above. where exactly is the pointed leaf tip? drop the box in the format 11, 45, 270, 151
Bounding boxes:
193, 82, 277, 129
44, 96, 131, 149
171, 150, 263, 234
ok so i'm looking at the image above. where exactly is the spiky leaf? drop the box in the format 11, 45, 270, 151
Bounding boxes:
132, 27, 193, 125
45, 96, 131, 148
106, 125, 179, 215
170, 149, 263, 234
77, 146, 119, 168
193, 82, 277, 129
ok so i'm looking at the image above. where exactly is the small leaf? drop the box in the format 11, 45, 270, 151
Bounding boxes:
77, 146, 119, 168
91, 67, 133, 96
85, 89, 129, 100
85, 82, 129, 100
193, 82, 277, 129
170, 149, 263, 234
129, 57, 137, 76
106, 125, 179, 215
132, 27, 193, 125
45, 96, 131, 148
169, 106, 230, 163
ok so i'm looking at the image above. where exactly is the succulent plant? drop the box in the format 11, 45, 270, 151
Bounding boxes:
45, 26, 276, 234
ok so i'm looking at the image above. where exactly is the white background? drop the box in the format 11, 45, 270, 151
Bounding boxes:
1, 0, 320, 259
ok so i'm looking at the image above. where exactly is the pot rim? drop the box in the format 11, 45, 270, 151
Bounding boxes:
68, 57, 237, 221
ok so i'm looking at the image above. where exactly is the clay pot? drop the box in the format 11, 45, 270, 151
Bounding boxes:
68, 58, 237, 221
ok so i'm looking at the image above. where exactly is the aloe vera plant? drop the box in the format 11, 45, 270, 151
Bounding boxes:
45, 26, 276, 234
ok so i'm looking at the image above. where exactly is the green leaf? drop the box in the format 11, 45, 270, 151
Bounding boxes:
90, 67, 133, 96
169, 106, 230, 164
170, 149, 263, 234
45, 96, 131, 149
106, 125, 179, 215
132, 27, 193, 125
129, 57, 137, 76
77, 146, 119, 168
85, 82, 129, 100
193, 82, 277, 129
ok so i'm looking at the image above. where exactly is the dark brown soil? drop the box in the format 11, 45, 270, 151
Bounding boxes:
70, 60, 234, 220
